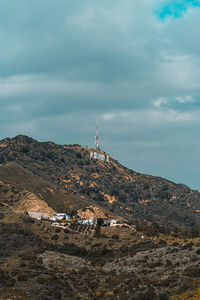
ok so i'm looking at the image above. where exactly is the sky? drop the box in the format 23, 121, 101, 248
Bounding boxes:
0, 0, 200, 190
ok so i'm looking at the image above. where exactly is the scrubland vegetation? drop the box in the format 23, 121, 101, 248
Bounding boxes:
1, 135, 200, 299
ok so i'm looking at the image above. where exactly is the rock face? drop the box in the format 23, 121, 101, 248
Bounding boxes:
77, 206, 115, 220
14, 192, 55, 216
39, 251, 93, 272
0, 162, 93, 216
0, 134, 200, 232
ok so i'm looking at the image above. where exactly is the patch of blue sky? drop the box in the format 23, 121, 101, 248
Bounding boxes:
157, 0, 200, 20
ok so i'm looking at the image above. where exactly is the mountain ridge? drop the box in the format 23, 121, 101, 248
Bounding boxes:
0, 134, 200, 233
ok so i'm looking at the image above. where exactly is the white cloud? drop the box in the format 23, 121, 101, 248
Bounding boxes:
152, 97, 168, 108
101, 108, 197, 125
176, 95, 194, 103
101, 113, 115, 121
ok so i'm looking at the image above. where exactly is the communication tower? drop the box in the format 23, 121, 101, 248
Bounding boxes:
90, 120, 110, 162
95, 120, 100, 149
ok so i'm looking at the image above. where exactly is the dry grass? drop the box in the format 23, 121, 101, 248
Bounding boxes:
170, 287, 200, 299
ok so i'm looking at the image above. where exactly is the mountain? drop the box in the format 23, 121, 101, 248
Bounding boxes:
1, 135, 200, 299
0, 134, 200, 233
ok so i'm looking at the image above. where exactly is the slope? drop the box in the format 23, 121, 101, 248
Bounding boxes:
0, 135, 200, 232
0, 161, 92, 215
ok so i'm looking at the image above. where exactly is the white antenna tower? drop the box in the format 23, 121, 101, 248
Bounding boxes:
95, 120, 100, 149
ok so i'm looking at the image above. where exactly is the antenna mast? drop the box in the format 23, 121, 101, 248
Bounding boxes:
95, 120, 100, 149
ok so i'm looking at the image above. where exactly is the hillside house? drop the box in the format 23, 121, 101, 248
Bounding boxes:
49, 213, 70, 221
78, 219, 97, 225
103, 219, 119, 226
110, 220, 118, 226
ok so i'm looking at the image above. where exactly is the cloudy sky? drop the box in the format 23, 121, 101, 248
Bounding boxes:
0, 0, 200, 190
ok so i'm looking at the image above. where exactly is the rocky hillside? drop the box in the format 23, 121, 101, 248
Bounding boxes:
1, 203, 200, 299
0, 135, 200, 232
0, 162, 114, 220
1, 135, 200, 299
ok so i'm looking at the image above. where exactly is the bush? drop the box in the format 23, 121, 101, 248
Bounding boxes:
51, 234, 59, 241
112, 235, 119, 240
37, 276, 46, 284
99, 234, 108, 238
165, 259, 172, 267
159, 293, 169, 300
196, 248, 200, 255
97, 218, 104, 226
184, 267, 200, 277
17, 273, 28, 281
76, 153, 82, 159
159, 239, 167, 246
138, 288, 156, 300
21, 146, 30, 154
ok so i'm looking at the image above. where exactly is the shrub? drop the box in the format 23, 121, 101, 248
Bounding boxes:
21, 146, 30, 154
17, 273, 28, 281
165, 259, 172, 267
112, 235, 119, 240
76, 153, 82, 159
196, 248, 200, 255
51, 234, 59, 241
159, 239, 167, 246
37, 276, 46, 284
97, 218, 104, 226
99, 234, 108, 238
138, 288, 156, 300
159, 293, 169, 300
184, 267, 200, 277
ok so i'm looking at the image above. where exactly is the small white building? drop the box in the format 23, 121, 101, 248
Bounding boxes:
103, 219, 120, 226
90, 151, 109, 162
49, 213, 70, 221
110, 220, 118, 226
103, 220, 111, 226
28, 212, 49, 220
78, 219, 97, 225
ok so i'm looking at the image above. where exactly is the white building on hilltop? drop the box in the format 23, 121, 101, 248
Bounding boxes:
90, 151, 109, 162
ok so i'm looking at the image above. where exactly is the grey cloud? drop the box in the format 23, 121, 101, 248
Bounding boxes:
0, 0, 200, 189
